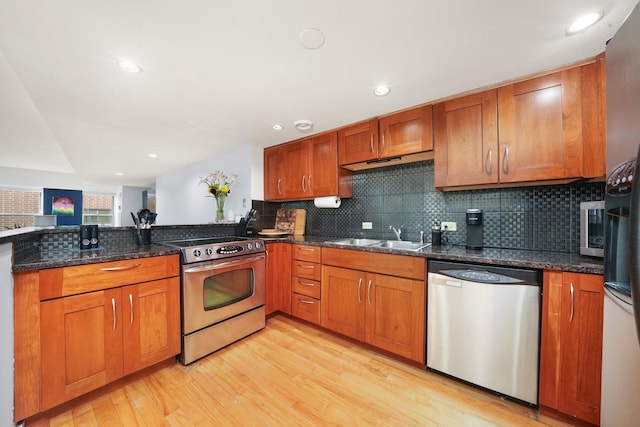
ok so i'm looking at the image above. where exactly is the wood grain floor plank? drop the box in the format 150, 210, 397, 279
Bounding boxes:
26, 315, 571, 427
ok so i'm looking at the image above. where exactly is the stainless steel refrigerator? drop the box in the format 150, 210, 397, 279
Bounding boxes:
602, 2, 640, 425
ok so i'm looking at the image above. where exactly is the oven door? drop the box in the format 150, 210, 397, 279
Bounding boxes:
182, 254, 265, 334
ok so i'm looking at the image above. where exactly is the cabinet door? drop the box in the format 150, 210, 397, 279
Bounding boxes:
498, 68, 583, 183
40, 288, 123, 411
264, 146, 284, 200
379, 105, 433, 159
434, 90, 498, 187
122, 277, 181, 375
321, 265, 365, 340
540, 271, 603, 425
265, 242, 292, 315
338, 119, 379, 165
309, 131, 339, 197
365, 274, 426, 363
557, 273, 603, 425
283, 140, 309, 198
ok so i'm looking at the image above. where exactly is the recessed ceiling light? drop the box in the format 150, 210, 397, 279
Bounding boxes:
566, 11, 604, 35
272, 123, 284, 131
115, 172, 124, 176
299, 28, 325, 50
294, 120, 313, 131
118, 60, 141, 73
374, 85, 391, 96
148, 153, 158, 158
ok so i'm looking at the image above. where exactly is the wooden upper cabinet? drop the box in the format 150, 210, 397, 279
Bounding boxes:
264, 131, 352, 201
434, 90, 498, 188
264, 146, 283, 200
379, 105, 433, 159
338, 119, 379, 165
580, 56, 606, 179
339, 106, 433, 167
435, 58, 606, 189
282, 140, 309, 198
498, 68, 583, 183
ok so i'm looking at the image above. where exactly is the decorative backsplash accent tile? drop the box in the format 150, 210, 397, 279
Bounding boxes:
281, 160, 605, 254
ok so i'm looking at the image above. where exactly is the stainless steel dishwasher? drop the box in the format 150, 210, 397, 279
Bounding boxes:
427, 260, 542, 405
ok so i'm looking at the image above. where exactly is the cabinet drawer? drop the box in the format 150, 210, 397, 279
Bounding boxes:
39, 254, 180, 300
292, 260, 321, 281
292, 245, 321, 263
321, 247, 425, 280
292, 276, 321, 299
291, 293, 321, 325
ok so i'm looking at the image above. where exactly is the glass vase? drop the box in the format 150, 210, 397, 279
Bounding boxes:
215, 196, 225, 222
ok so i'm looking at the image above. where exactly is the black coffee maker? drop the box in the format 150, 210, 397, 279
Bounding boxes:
466, 208, 483, 249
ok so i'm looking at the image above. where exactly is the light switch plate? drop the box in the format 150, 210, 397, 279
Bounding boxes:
362, 222, 373, 229
442, 221, 457, 231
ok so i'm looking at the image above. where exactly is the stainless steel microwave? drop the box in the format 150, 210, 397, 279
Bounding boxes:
580, 201, 605, 257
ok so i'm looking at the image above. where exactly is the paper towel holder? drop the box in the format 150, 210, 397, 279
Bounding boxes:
314, 196, 341, 208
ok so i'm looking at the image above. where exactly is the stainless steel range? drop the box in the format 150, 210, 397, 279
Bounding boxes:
162, 236, 266, 364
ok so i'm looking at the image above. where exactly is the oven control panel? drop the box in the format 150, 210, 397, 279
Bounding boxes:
186, 240, 264, 263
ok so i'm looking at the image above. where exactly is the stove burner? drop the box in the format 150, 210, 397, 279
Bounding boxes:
160, 236, 265, 264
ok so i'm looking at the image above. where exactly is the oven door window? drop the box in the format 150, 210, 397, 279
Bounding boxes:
203, 268, 254, 310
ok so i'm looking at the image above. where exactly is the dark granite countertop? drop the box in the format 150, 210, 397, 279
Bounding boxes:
10, 230, 603, 275
261, 235, 604, 275
12, 243, 181, 272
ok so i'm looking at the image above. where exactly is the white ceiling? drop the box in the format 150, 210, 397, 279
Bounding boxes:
0, 0, 637, 188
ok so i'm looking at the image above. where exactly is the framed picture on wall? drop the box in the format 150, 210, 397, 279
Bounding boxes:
43, 188, 83, 226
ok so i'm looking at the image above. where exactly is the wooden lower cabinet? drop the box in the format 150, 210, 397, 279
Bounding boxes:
265, 242, 292, 315
290, 244, 322, 325
321, 265, 426, 363
40, 277, 180, 411
540, 270, 603, 425
14, 254, 181, 422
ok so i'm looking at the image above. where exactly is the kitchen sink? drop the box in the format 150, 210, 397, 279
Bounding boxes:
329, 238, 382, 246
371, 240, 430, 251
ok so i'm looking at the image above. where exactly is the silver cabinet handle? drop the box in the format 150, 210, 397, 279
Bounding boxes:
298, 264, 315, 269
569, 282, 575, 323
277, 178, 282, 195
297, 298, 315, 305
129, 293, 134, 325
370, 132, 375, 153
298, 247, 314, 251
503, 145, 510, 175
367, 280, 372, 305
308, 175, 312, 193
111, 297, 116, 331
302, 175, 307, 192
299, 281, 316, 287
381, 132, 385, 149
357, 278, 363, 304
101, 263, 141, 272
486, 147, 493, 175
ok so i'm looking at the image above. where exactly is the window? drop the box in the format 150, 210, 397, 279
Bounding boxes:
83, 193, 114, 226
0, 187, 41, 229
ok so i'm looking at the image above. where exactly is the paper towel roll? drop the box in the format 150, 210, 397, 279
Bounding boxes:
314, 196, 341, 208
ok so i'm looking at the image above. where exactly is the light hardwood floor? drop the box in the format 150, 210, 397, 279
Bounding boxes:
27, 315, 571, 426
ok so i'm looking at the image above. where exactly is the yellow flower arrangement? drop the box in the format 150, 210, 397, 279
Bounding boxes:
199, 170, 238, 221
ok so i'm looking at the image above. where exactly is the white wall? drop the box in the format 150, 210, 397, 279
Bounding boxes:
119, 186, 149, 227
156, 146, 264, 225
0, 243, 13, 426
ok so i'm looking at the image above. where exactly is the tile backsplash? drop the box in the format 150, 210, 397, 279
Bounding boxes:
280, 160, 605, 254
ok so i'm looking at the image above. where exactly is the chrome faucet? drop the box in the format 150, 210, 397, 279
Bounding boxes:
390, 225, 402, 240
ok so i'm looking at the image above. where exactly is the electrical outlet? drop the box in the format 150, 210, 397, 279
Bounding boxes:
362, 221, 373, 230
441, 221, 457, 231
